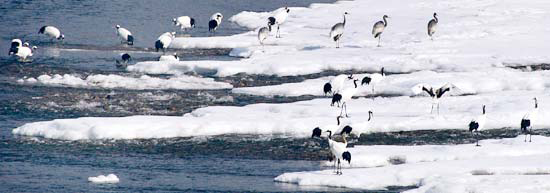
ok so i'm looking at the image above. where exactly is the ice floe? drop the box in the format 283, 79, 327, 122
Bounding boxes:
17, 74, 232, 90
88, 174, 119, 184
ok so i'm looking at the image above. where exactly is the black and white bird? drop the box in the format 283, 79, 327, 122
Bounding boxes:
15, 42, 37, 62
427, 12, 438, 40
258, 25, 271, 50
329, 12, 349, 48
159, 53, 179, 61
173, 16, 195, 31
412, 83, 457, 115
469, 105, 486, 146
326, 130, 350, 175
155, 32, 176, 52
115, 53, 131, 68
115, 25, 134, 45
208, 13, 223, 34
372, 15, 389, 47
521, 98, 539, 142
38, 26, 64, 41
324, 74, 354, 96
332, 79, 359, 117
9, 39, 22, 55
267, 7, 290, 38
361, 67, 386, 94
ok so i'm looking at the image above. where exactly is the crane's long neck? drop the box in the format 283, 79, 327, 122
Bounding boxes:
327, 131, 332, 139
353, 80, 358, 88
482, 106, 486, 115
368, 112, 372, 121
343, 14, 346, 26
434, 15, 438, 23
383, 17, 388, 27
535, 100, 538, 109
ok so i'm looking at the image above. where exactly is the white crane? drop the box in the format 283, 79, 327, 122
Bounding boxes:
372, 15, 389, 47
258, 26, 271, 51
15, 42, 37, 62
173, 16, 195, 31
468, 105, 486, 146
428, 12, 438, 40
332, 79, 359, 117
155, 32, 175, 53
412, 83, 457, 115
159, 53, 179, 61
361, 67, 386, 94
38, 26, 64, 41
326, 130, 351, 175
268, 7, 290, 38
208, 13, 223, 34
324, 74, 354, 95
115, 25, 134, 45
9, 39, 22, 55
521, 98, 539, 142
329, 12, 349, 48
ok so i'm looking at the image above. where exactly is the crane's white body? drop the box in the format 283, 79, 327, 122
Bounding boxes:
116, 26, 132, 42
210, 13, 223, 24
336, 79, 358, 117
330, 13, 347, 48
258, 27, 270, 50
271, 7, 289, 38
41, 26, 63, 39
159, 54, 179, 61
157, 32, 175, 49
174, 16, 193, 30
329, 74, 353, 93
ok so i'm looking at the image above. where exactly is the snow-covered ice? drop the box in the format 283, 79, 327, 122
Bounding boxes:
12, 90, 548, 140
275, 136, 550, 192
129, 0, 550, 77
88, 174, 119, 184
17, 74, 232, 90
233, 69, 550, 97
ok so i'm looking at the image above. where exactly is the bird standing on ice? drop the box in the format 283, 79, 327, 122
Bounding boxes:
469, 105, 486, 146
323, 74, 354, 95
427, 12, 438, 40
9, 39, 22, 55
412, 83, 457, 115
258, 26, 271, 51
332, 79, 359, 117
208, 13, 223, 34
115, 25, 134, 45
173, 16, 195, 31
159, 53, 179, 61
38, 26, 64, 41
372, 15, 389, 47
15, 42, 38, 62
326, 130, 351, 175
521, 98, 539, 142
361, 67, 386, 94
268, 7, 290, 38
329, 12, 349, 48
155, 32, 176, 53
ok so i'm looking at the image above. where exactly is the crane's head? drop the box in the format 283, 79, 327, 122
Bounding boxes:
172, 18, 177, 24
285, 7, 290, 13
347, 74, 354, 80
59, 34, 65, 40
344, 12, 349, 15
115, 25, 120, 29
23, 42, 30, 47
433, 12, 438, 17
383, 15, 390, 19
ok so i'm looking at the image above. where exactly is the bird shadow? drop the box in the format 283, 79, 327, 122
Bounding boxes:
301, 45, 323, 51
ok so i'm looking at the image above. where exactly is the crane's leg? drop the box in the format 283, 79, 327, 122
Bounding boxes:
430, 103, 434, 114
437, 103, 440, 115
475, 131, 480, 147
333, 158, 336, 173
276, 25, 281, 38
339, 103, 345, 117
529, 128, 532, 142
344, 103, 349, 118
524, 131, 527, 142
377, 36, 381, 47
337, 159, 341, 175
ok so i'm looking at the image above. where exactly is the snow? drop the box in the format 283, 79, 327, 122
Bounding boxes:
233, 69, 550, 97
129, 0, 550, 77
275, 136, 550, 192
88, 174, 119, 184
17, 74, 232, 90
12, 90, 548, 140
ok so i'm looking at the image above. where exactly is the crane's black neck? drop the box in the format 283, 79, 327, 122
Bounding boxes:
434, 14, 438, 23
327, 130, 332, 139
482, 105, 486, 115
353, 79, 358, 88
368, 112, 372, 121
343, 14, 346, 26
383, 17, 388, 27
336, 116, 341, 125
381, 67, 385, 76
535, 99, 538, 109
